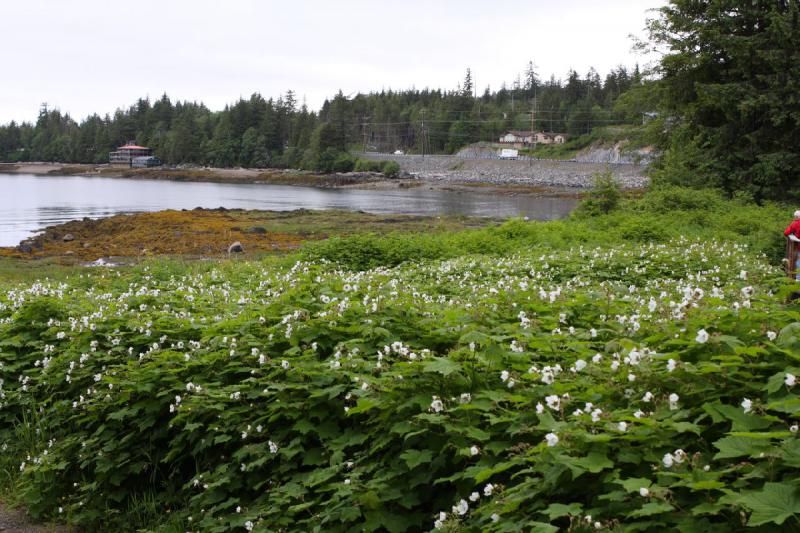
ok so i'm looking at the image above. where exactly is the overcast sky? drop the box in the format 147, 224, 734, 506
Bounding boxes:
0, 0, 665, 124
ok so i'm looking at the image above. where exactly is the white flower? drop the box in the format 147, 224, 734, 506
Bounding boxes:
633, 410, 645, 419
669, 393, 680, 410
627, 373, 636, 382
662, 453, 674, 468
453, 499, 468, 516
545, 432, 559, 447
767, 331, 777, 341
483, 483, 494, 496
430, 396, 444, 413
545, 394, 560, 410
574, 359, 587, 371
589, 328, 597, 338
592, 353, 602, 363
459, 392, 471, 404
507, 378, 515, 388
741, 398, 752, 413
695, 329, 709, 343
639, 487, 650, 497
642, 391, 654, 402
469, 491, 480, 502
790, 424, 798, 433
618, 421, 627, 432
344, 478, 351, 485
536, 402, 544, 414
244, 521, 254, 531
500, 370, 510, 382
786, 373, 797, 387
470, 445, 479, 456
268, 440, 279, 454
281, 360, 290, 369
611, 361, 620, 371
673, 449, 686, 463
236, 506, 242, 513
591, 408, 602, 422
666, 359, 677, 372
491, 513, 500, 522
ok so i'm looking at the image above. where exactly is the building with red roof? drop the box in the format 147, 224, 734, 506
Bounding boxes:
109, 142, 157, 167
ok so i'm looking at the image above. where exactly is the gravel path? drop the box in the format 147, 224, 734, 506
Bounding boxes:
0, 504, 68, 532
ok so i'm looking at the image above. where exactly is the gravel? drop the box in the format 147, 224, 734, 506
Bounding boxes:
0, 503, 68, 533
358, 153, 649, 189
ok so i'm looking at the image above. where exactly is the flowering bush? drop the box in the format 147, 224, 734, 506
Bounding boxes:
1, 235, 799, 531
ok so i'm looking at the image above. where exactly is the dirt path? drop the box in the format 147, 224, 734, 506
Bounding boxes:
0, 503, 67, 532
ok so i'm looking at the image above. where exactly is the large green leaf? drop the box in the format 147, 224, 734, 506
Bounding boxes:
744, 483, 800, 526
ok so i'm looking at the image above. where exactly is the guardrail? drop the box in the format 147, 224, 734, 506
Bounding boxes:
354, 152, 646, 166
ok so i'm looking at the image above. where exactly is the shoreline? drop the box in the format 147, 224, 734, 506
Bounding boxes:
0, 208, 495, 263
0, 162, 602, 198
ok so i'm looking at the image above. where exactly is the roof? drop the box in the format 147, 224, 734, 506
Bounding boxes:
505, 130, 534, 137
118, 144, 149, 150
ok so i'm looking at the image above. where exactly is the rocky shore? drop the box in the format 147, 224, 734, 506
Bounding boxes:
0, 156, 648, 191
358, 153, 649, 189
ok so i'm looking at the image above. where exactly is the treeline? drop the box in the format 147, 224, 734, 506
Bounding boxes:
644, 0, 800, 201
0, 63, 647, 170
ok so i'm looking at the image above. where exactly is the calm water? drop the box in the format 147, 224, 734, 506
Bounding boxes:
0, 174, 577, 246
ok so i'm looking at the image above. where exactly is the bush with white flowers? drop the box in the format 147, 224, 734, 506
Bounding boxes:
0, 233, 799, 531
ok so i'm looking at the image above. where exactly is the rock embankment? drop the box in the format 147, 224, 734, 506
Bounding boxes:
358, 153, 648, 188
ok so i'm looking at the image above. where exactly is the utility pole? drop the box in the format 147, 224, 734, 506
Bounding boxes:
361, 116, 370, 153
529, 96, 536, 167
421, 109, 426, 158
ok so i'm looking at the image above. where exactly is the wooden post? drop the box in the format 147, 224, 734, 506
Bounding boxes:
787, 238, 797, 279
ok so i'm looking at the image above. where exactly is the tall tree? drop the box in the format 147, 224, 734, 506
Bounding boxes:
649, 0, 800, 199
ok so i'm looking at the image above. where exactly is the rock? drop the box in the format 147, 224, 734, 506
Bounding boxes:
18, 243, 33, 253
83, 242, 91, 249
64, 250, 74, 255
228, 241, 244, 254
247, 226, 267, 234
62, 233, 75, 242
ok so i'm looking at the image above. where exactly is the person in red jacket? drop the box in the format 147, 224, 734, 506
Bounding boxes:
785, 210, 800, 279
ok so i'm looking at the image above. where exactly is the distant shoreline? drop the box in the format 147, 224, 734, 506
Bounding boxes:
0, 162, 593, 199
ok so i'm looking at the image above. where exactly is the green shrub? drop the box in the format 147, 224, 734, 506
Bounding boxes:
353, 159, 384, 173
637, 185, 725, 213
577, 170, 621, 216
381, 161, 401, 178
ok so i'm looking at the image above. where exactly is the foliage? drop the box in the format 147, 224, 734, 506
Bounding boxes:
577, 170, 622, 215
0, 62, 647, 166
647, 0, 800, 200
2, 231, 800, 531
1, 194, 799, 531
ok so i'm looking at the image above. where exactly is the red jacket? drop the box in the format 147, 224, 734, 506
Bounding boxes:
785, 220, 800, 237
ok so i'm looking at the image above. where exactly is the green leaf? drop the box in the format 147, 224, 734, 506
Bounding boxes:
541, 502, 582, 519
400, 449, 433, 470
780, 439, 800, 468
618, 478, 653, 492
629, 501, 674, 517
713, 435, 771, 459
423, 357, 462, 376
744, 482, 800, 526
347, 398, 380, 415
527, 523, 559, 533
562, 450, 614, 475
